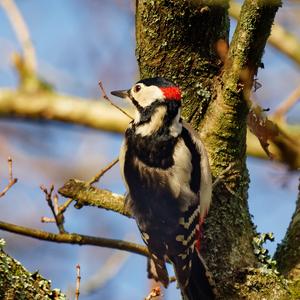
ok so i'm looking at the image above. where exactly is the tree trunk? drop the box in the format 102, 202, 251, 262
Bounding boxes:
136, 0, 291, 298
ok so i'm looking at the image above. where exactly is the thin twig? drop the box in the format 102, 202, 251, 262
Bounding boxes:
41, 198, 72, 224
58, 198, 73, 214
0, 157, 18, 198
0, 220, 149, 257
40, 185, 66, 233
0, 0, 37, 72
78, 248, 130, 295
75, 264, 81, 300
53, 193, 59, 214
98, 81, 133, 120
40, 217, 55, 223
88, 158, 119, 185
273, 85, 300, 120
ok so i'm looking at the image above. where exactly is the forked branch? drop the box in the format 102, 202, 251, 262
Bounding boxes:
0, 157, 18, 198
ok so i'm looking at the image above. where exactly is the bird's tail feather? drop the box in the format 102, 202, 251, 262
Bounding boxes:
147, 256, 169, 288
181, 251, 216, 300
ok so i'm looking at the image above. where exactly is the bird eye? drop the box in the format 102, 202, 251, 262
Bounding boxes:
134, 85, 141, 93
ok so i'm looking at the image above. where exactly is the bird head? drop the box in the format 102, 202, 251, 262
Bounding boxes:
111, 77, 181, 112
111, 77, 182, 135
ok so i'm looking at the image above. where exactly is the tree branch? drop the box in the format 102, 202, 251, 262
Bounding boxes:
0, 89, 131, 133
273, 86, 300, 120
0, 157, 18, 198
230, 1, 300, 67
223, 0, 281, 97
196, 0, 281, 294
274, 178, 300, 280
0, 220, 148, 257
0, 0, 37, 72
58, 179, 131, 218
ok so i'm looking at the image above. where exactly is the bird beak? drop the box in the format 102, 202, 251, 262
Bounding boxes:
110, 89, 130, 99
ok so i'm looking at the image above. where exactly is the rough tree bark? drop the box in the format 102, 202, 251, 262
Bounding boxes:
135, 0, 292, 299
275, 179, 300, 279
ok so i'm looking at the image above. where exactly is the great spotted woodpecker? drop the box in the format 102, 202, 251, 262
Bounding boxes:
111, 77, 215, 300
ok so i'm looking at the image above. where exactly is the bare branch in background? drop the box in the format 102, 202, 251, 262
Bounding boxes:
75, 264, 81, 300
273, 85, 300, 120
0, 156, 18, 198
0, 90, 131, 133
98, 81, 133, 120
0, 220, 149, 257
88, 157, 119, 185
0, 0, 37, 72
274, 179, 300, 280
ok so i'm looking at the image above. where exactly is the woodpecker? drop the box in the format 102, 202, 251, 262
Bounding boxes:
111, 77, 215, 300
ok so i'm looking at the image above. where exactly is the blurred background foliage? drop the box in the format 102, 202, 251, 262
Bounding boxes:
0, 1, 299, 299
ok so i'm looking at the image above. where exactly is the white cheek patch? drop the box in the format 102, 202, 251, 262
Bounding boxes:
135, 106, 167, 136
134, 110, 141, 123
132, 85, 165, 108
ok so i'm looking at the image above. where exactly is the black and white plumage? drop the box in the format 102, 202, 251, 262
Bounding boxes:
111, 77, 215, 300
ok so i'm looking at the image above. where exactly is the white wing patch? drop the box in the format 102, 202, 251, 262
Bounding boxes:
119, 140, 129, 192
183, 122, 212, 220
168, 138, 198, 210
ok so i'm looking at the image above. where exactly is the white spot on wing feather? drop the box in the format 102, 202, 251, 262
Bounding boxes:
179, 206, 201, 229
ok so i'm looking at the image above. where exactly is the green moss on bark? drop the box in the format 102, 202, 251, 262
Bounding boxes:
0, 245, 65, 299
136, 0, 284, 298
234, 268, 290, 300
136, 0, 229, 128
274, 180, 300, 279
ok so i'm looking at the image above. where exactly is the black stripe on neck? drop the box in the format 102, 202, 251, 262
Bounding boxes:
181, 127, 201, 194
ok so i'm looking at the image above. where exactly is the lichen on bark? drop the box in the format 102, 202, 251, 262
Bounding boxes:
274, 179, 300, 280
0, 241, 65, 299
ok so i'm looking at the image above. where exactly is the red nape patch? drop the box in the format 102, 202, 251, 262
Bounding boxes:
160, 87, 181, 101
